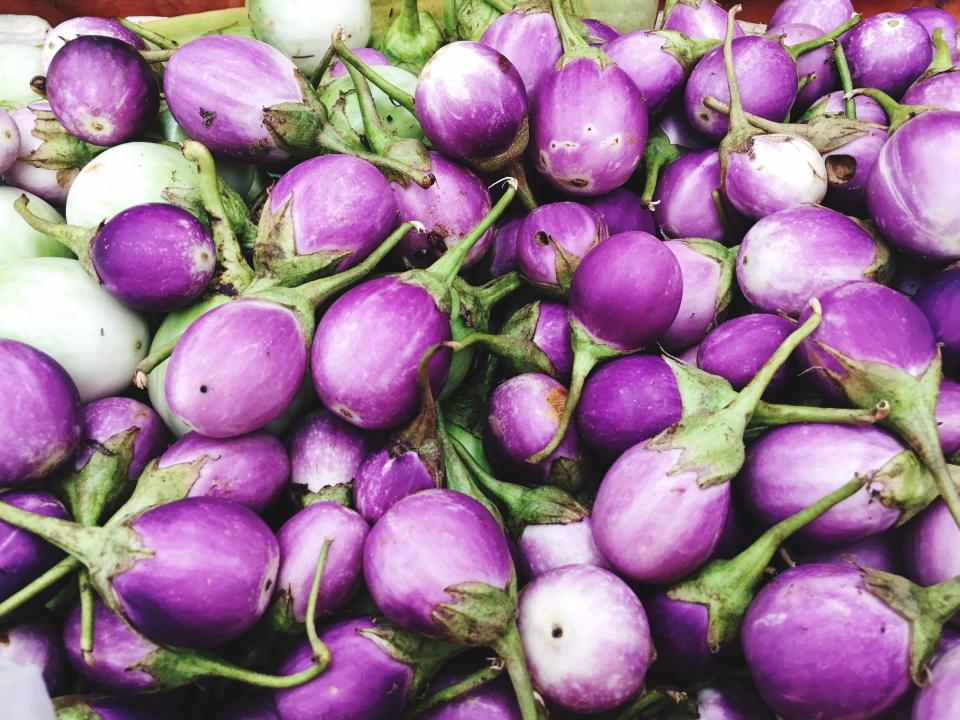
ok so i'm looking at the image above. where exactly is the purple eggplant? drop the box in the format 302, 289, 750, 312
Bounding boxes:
256, 155, 400, 282
796, 531, 902, 573
777, 23, 838, 110
416, 41, 528, 167
16, 198, 216, 312
674, 678, 774, 720
501, 300, 573, 380
591, 303, 821, 584
903, 66, 960, 113
698, 314, 797, 399
581, 18, 618, 44
480, 6, 562, 96
736, 206, 892, 316
525, 231, 682, 465
530, 1, 647, 196
287, 408, 373, 504
742, 563, 960, 719
515, 201, 606, 296
0, 339, 81, 487
914, 266, 960, 370
517, 564, 653, 713
915, 643, 960, 718
652, 149, 745, 244
646, 477, 864, 681
73, 397, 167, 481
46, 36, 158, 146
580, 187, 655, 236
363, 489, 539, 719
604, 29, 720, 116
662, 238, 735, 352
488, 216, 523, 277
663, 0, 744, 40
798, 280, 960, 529
41, 17, 147, 70
354, 447, 436, 523
0, 108, 19, 175
768, 0, 855, 33
741, 423, 934, 546
0, 491, 70, 603
419, 660, 521, 720
904, 499, 960, 597
842, 13, 933, 98
0, 612, 63, 693
904, 7, 959, 63
867, 109, 960, 262
938, 378, 960, 461
517, 516, 607, 579
156, 431, 289, 513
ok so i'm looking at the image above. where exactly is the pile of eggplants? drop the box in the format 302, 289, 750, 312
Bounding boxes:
2, 0, 960, 718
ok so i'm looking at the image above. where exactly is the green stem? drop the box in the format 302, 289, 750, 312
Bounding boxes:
403, 662, 504, 718
851, 88, 937, 133
399, 0, 423, 34
721, 5, 750, 136
141, 49, 175, 63
448, 332, 558, 377
341, 53, 398, 156
474, 271, 524, 309
923, 28, 953, 78
429, 180, 519, 286
785, 14, 861, 60
640, 127, 682, 206
550, 0, 588, 53
492, 621, 540, 720
333, 41, 417, 115
181, 140, 254, 296
115, 17, 180, 49
133, 333, 180, 389
305, 539, 333, 661
185, 650, 329, 688
12, 194, 94, 270
833, 42, 856, 120
710, 189, 733, 237
315, 125, 435, 188
0, 556, 81, 620
309, 42, 339, 87
79, 570, 96, 661
508, 160, 538, 211
750, 400, 889, 428
922, 575, 960, 627
0, 501, 107, 569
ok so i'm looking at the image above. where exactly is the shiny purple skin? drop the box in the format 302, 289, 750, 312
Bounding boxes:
575, 355, 683, 460
712, 498, 753, 559
743, 564, 912, 720
287, 408, 373, 494
46, 36, 159, 146
904, 499, 960, 591
0, 613, 64, 693
276, 502, 368, 621
867, 111, 960, 262
274, 617, 413, 720
569, 231, 683, 352
480, 8, 562, 96
42, 17, 147, 70
736, 206, 885, 317
582, 18, 619, 44
684, 37, 798, 142
113, 497, 279, 648
903, 7, 959, 63
0, 490, 69, 601
741, 424, 906, 546
354, 448, 435, 524
328, 48, 390, 78
312, 276, 452, 430
646, 591, 723, 681
391, 152, 493, 269
516, 202, 606, 294
698, 314, 796, 398
157, 431, 289, 512
63, 598, 156, 693
689, 679, 774, 720
489, 217, 522, 277
166, 300, 307, 438
841, 13, 933, 98
796, 532, 902, 573
3, 102, 71, 204
777, 23, 838, 110
658, 106, 712, 150
517, 565, 653, 713
363, 489, 513, 637
915, 644, 960, 719
604, 31, 687, 115
268, 156, 399, 270
768, 0, 855, 34
416, 42, 527, 162
593, 445, 731, 583
914, 267, 960, 369
531, 57, 648, 196
903, 70, 960, 112
164, 35, 303, 162
0, 339, 82, 487
798, 281, 938, 399
0, 109, 18, 175
663, 0, 745, 40
653, 150, 745, 244
581, 187, 655, 236
73, 397, 168, 480
531, 301, 573, 379
486, 373, 582, 485
938, 378, 960, 458
517, 517, 607, 579
421, 663, 521, 720
662, 239, 726, 351
89, 203, 215, 311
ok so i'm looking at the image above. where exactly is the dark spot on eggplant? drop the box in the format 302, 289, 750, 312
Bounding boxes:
699, 112, 709, 121
248, 139, 270, 157
586, 125, 593, 132
30, 75, 45, 96
550, 142, 558, 150
534, 231, 550, 247
339, 407, 355, 420
568, 178, 589, 188
546, 386, 567, 419
199, 385, 208, 394
100, 328, 105, 336
0, 633, 8, 645
198, 108, 216, 129
742, 255, 749, 266
91, 121, 104, 132
135, 340, 142, 350
826, 155, 857, 186
887, 18, 900, 27
551, 626, 563, 638
265, 578, 272, 591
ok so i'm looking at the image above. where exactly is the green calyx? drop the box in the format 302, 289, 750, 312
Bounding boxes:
377, 0, 445, 73
432, 581, 516, 646
358, 620, 462, 697
653, 30, 721, 70
851, 87, 941, 134
441, 351, 500, 440
640, 126, 685, 205
717, 5, 762, 182
15, 106, 105, 170
444, 0, 505, 41
669, 476, 866, 649
450, 332, 559, 378
12, 193, 96, 273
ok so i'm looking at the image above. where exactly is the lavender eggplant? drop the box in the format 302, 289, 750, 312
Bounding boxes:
363, 489, 539, 719
742, 563, 960, 719
530, 0, 648, 196
661, 238, 735, 352
768, 0, 855, 32
377, 0, 443, 72
517, 516, 607, 579
499, 300, 573, 380
663, 0, 743, 41
0, 612, 63, 693
697, 314, 797, 398
915, 644, 960, 719
41, 16, 146, 70
45, 36, 159, 147
488, 216, 523, 277
647, 477, 864, 681
480, 4, 562, 96
0, 339, 81, 487
736, 205, 892, 316
841, 12, 933, 98
287, 408, 373, 505
904, 499, 960, 599
938, 379, 960, 461
796, 531, 903, 573
416, 660, 519, 720
354, 445, 437, 524
0, 491, 69, 602
591, 301, 821, 584
904, 7, 959, 64
581, 187, 655, 236
517, 564, 653, 713
73, 398, 167, 482
914, 266, 960, 370
526, 231, 683, 464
